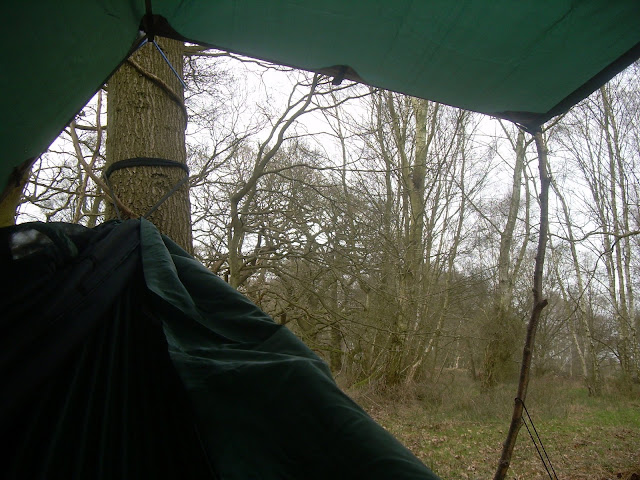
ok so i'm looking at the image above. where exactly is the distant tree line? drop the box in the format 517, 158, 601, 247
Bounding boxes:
19, 50, 640, 395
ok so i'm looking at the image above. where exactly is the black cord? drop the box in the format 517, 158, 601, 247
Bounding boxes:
517, 398, 559, 480
151, 40, 187, 90
138, 0, 186, 90
522, 414, 555, 479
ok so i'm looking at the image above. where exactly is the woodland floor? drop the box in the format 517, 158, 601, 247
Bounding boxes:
346, 373, 640, 480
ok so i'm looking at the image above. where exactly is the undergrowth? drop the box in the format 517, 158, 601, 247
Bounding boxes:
344, 372, 640, 479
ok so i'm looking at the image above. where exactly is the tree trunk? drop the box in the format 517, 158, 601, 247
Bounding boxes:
406, 110, 468, 384
105, 38, 192, 252
329, 271, 344, 372
552, 179, 601, 394
0, 158, 35, 227
483, 128, 526, 387
600, 86, 636, 381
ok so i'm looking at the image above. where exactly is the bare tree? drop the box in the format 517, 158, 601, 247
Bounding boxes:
555, 76, 640, 385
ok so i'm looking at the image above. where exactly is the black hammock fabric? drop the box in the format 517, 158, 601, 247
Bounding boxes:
0, 218, 439, 480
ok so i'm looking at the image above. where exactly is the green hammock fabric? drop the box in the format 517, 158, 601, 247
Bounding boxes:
0, 219, 439, 479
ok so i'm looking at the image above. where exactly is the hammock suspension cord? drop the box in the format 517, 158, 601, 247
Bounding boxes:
517, 397, 559, 480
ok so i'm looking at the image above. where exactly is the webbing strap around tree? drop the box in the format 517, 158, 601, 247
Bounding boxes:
103, 157, 190, 220
104, 157, 189, 180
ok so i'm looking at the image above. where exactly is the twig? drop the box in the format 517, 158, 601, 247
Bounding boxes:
68, 122, 137, 218
126, 57, 188, 121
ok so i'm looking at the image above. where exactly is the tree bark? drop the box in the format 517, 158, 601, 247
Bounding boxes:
105, 38, 192, 252
0, 158, 35, 227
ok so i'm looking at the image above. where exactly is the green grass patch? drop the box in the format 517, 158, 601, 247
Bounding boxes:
351, 374, 640, 479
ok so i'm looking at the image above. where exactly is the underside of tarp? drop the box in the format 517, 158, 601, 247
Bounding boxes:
0, 219, 439, 479
2, 1, 640, 195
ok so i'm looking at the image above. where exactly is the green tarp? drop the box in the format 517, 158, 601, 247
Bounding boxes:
2, 1, 640, 194
1, 219, 439, 479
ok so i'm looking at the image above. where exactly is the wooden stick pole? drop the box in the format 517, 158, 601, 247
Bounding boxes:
494, 130, 550, 480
